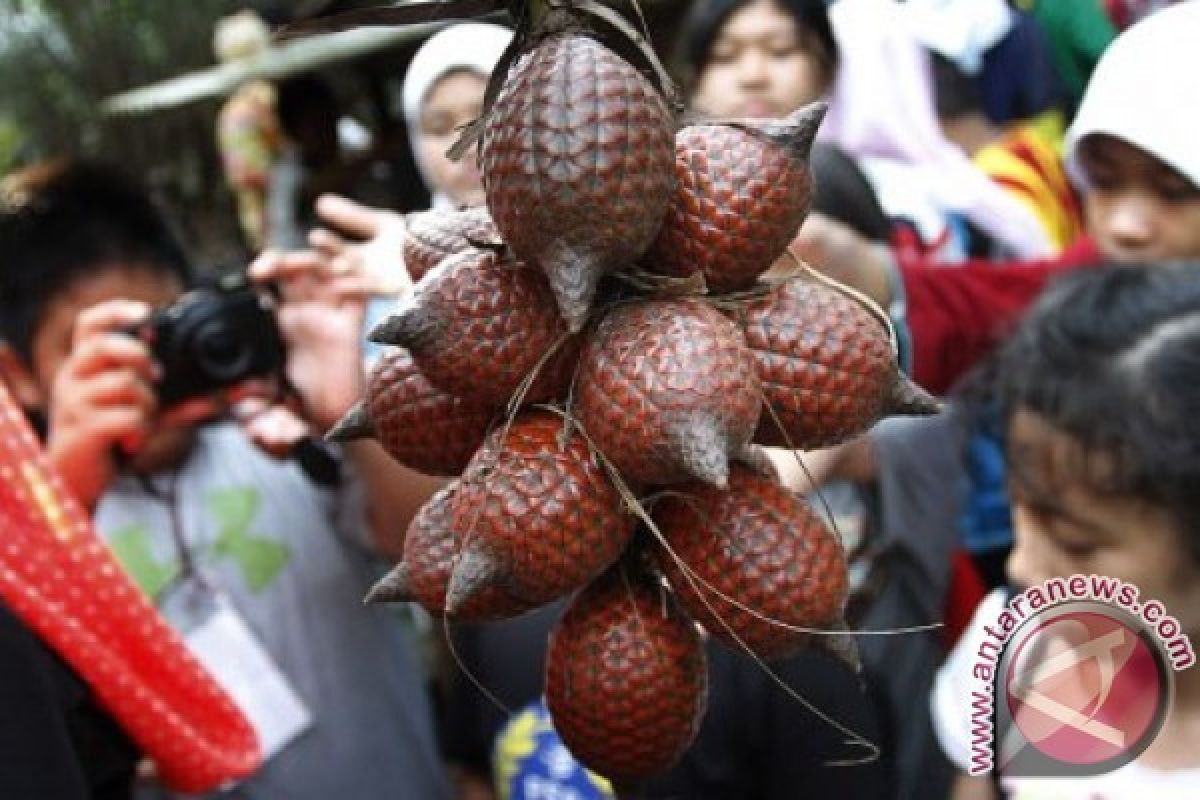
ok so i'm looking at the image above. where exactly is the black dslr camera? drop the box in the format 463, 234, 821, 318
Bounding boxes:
132, 274, 285, 407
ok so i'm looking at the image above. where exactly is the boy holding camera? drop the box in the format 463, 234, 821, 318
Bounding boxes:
0, 160, 449, 799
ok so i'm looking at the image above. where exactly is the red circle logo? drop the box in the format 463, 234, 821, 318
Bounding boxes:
1004, 610, 1164, 767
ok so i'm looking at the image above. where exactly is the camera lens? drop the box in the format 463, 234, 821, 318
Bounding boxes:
193, 319, 254, 382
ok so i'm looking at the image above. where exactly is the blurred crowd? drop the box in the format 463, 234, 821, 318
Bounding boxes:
0, 1, 1198, 799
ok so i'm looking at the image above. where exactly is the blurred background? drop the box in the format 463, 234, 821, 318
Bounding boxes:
0, 0, 690, 267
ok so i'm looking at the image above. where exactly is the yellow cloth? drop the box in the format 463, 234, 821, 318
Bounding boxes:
974, 121, 1083, 253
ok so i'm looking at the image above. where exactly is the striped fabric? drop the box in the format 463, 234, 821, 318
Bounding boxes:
974, 122, 1084, 253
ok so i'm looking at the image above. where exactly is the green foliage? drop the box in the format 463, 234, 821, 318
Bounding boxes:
0, 0, 249, 262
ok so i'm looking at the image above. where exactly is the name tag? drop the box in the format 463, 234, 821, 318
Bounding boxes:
162, 579, 313, 767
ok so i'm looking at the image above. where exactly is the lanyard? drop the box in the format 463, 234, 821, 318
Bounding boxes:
136, 469, 214, 595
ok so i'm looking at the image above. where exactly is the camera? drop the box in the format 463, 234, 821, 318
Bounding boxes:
132, 274, 285, 407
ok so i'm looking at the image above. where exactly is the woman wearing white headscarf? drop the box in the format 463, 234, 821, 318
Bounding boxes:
793, 0, 1200, 396
401, 22, 513, 209
342, 22, 512, 358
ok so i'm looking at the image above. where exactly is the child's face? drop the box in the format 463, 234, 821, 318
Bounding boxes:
417, 69, 487, 207
1005, 409, 1200, 638
31, 265, 193, 471
1078, 135, 1200, 264
691, 0, 830, 119
30, 266, 181, 393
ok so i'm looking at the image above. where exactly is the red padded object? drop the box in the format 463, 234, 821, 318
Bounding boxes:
0, 385, 260, 793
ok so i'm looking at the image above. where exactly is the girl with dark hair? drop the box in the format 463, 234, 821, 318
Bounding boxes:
680, 0, 837, 118
933, 263, 1200, 798
677, 0, 894, 244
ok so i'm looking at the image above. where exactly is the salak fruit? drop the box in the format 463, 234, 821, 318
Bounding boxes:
445, 412, 634, 612
545, 560, 707, 785
481, 33, 675, 332
370, 247, 578, 407
366, 482, 536, 620
647, 102, 827, 293
327, 349, 494, 476
740, 276, 940, 449
575, 298, 762, 489
652, 464, 847, 660
403, 205, 502, 281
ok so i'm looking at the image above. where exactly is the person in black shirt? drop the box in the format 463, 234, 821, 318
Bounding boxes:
0, 597, 140, 800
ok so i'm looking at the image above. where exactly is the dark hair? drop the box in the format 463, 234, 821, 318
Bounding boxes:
810, 143, 891, 241
930, 51, 983, 121
0, 159, 192, 364
676, 0, 838, 90
994, 263, 1200, 560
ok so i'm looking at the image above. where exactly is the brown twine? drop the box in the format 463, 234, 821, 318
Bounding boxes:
610, 266, 708, 297
784, 245, 900, 359
432, 326, 578, 717
535, 405, 938, 641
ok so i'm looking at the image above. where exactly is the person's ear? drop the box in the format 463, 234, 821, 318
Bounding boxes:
0, 343, 45, 411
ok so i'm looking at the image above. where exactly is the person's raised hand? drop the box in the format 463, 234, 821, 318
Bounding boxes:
45, 301, 159, 508
247, 248, 366, 435
309, 193, 412, 298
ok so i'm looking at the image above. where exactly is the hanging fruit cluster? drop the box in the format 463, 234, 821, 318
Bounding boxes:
332, 9, 938, 791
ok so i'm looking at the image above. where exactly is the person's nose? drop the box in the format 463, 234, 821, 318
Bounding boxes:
1102, 192, 1159, 256
1006, 510, 1057, 589
736, 48, 770, 88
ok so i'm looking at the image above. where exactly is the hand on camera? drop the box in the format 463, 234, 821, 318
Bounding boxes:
46, 300, 217, 509
247, 248, 366, 439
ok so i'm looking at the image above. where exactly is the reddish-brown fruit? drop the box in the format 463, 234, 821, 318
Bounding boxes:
370, 248, 578, 406
741, 277, 940, 449
481, 34, 675, 332
365, 483, 536, 620
545, 562, 707, 784
646, 103, 826, 293
653, 464, 848, 660
575, 299, 762, 488
328, 349, 494, 476
403, 206, 501, 281
446, 412, 634, 612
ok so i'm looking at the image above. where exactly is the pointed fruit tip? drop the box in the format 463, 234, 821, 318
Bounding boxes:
367, 307, 428, 347
364, 563, 413, 605
673, 413, 732, 489
444, 543, 502, 616
326, 402, 374, 443
750, 99, 828, 159
542, 249, 600, 336
786, 100, 827, 156
888, 373, 942, 417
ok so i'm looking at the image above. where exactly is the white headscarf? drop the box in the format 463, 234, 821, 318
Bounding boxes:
818, 0, 1054, 259
401, 22, 513, 208
1067, 1, 1200, 190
